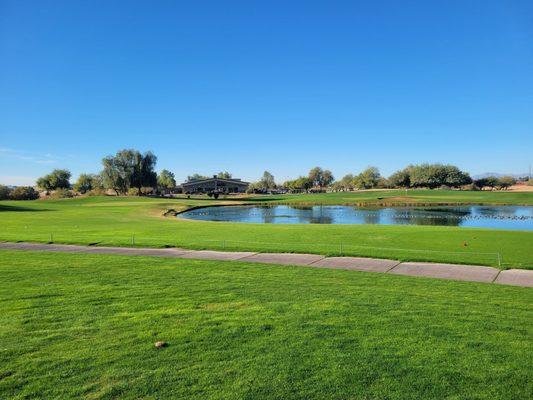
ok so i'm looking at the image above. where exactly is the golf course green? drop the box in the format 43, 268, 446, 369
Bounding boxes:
0, 190, 532, 268
0, 250, 531, 399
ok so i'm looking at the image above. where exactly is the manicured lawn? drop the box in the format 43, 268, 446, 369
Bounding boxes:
1, 193, 532, 268
0, 250, 531, 399
252, 189, 533, 206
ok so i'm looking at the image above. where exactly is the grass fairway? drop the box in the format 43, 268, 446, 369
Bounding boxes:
0, 250, 531, 399
0, 191, 532, 268
252, 189, 533, 206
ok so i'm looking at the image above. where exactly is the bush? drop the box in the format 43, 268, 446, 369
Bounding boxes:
141, 186, 155, 195
127, 188, 139, 196
461, 183, 479, 191
9, 186, 39, 200
87, 188, 107, 196
49, 188, 74, 199
0, 185, 11, 200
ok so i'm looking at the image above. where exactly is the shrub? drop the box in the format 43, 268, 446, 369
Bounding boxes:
87, 188, 107, 196
9, 186, 39, 200
49, 188, 74, 199
0, 185, 11, 200
127, 188, 139, 196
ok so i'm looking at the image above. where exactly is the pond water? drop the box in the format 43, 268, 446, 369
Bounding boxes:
178, 205, 533, 230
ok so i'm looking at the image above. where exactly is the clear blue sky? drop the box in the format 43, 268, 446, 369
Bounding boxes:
1, 0, 532, 185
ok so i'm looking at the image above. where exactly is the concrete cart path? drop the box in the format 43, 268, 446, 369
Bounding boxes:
1, 242, 532, 288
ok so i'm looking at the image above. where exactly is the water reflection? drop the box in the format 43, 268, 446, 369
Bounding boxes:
179, 205, 533, 231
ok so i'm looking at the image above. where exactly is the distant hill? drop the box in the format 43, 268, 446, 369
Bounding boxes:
472, 172, 529, 180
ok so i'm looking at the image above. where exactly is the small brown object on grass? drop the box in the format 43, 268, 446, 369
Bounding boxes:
155, 341, 167, 348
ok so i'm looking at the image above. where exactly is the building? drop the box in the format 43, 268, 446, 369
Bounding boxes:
180, 175, 249, 194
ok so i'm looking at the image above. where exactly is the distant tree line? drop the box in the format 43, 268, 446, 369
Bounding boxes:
2, 148, 525, 201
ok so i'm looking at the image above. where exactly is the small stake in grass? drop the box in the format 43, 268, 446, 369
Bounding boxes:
132, 234, 135, 246
50, 233, 53, 243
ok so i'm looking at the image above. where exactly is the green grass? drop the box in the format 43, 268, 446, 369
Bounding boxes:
0, 191, 532, 268
252, 189, 533, 206
0, 250, 531, 399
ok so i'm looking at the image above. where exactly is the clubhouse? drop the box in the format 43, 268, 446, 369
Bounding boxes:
181, 175, 249, 194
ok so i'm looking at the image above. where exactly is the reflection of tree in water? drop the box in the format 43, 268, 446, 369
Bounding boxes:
390, 207, 472, 226
308, 206, 332, 224
474, 206, 520, 218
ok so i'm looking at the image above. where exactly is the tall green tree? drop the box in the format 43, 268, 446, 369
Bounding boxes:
157, 170, 176, 191
308, 167, 334, 188
354, 167, 381, 189
258, 171, 276, 189
322, 170, 334, 187
388, 169, 410, 188
101, 149, 157, 195
36, 169, 71, 191
73, 174, 102, 194
308, 167, 323, 187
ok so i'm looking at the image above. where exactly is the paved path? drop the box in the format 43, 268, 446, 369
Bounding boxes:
1, 242, 532, 288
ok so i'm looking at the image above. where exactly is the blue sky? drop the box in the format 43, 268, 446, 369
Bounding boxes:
1, 0, 532, 185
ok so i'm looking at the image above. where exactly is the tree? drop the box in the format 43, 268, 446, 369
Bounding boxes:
133, 151, 157, 194
157, 170, 176, 191
443, 165, 472, 187
36, 169, 71, 191
187, 174, 208, 182
9, 186, 39, 200
74, 174, 99, 194
388, 169, 410, 188
101, 149, 158, 195
258, 171, 276, 189
337, 174, 355, 191
308, 167, 323, 187
497, 176, 516, 190
283, 176, 313, 192
308, 167, 334, 188
405, 164, 470, 188
0, 185, 11, 200
217, 171, 232, 179
354, 167, 381, 189
322, 170, 334, 187
474, 176, 499, 190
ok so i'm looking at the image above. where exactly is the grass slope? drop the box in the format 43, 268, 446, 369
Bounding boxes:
0, 250, 531, 399
252, 189, 533, 206
0, 192, 532, 268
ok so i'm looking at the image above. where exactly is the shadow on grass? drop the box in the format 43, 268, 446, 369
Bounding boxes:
0, 205, 50, 212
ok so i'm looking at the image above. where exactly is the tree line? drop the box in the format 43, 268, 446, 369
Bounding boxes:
251, 164, 521, 192
1, 148, 527, 201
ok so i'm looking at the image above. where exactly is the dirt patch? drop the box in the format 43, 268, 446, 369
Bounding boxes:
509, 184, 533, 192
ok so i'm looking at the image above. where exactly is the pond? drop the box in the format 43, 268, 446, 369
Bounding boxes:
178, 205, 533, 230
